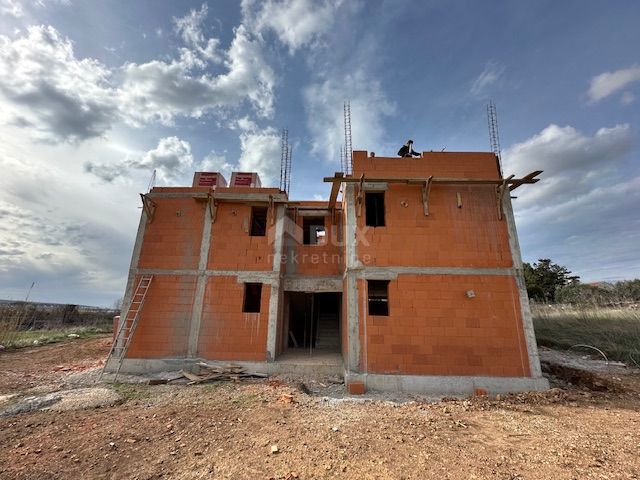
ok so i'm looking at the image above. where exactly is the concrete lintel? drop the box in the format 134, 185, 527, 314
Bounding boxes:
355, 266, 516, 280
362, 182, 388, 191
503, 195, 544, 378
345, 372, 549, 395
296, 209, 331, 217
235, 271, 280, 286
283, 276, 343, 292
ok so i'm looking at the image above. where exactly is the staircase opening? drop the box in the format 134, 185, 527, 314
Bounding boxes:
285, 292, 341, 355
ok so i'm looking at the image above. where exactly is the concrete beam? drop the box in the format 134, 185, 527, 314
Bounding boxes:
296, 210, 331, 217
136, 268, 278, 280
213, 192, 288, 203
357, 266, 516, 280
283, 276, 343, 292
148, 192, 209, 199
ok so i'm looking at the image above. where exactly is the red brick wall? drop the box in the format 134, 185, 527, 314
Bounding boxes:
209, 204, 274, 271
126, 275, 196, 358
138, 198, 205, 270
361, 274, 531, 377
197, 276, 270, 361
357, 184, 512, 268
291, 213, 343, 275
352, 151, 500, 179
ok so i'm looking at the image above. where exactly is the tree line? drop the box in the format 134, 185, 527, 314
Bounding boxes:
523, 259, 640, 305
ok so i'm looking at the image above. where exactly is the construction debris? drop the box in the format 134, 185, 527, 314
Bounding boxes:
179, 363, 268, 385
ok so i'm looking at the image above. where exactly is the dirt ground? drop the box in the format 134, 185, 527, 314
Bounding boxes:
1, 337, 639, 479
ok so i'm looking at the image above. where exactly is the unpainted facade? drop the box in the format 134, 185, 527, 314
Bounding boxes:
108, 150, 549, 394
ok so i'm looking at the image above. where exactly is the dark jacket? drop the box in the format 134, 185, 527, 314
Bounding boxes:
397, 144, 420, 157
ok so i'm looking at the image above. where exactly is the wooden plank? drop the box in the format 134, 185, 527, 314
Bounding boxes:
421, 176, 433, 216
356, 174, 364, 217
496, 174, 514, 220
509, 170, 543, 191
323, 171, 543, 186
327, 172, 343, 210
140, 194, 157, 223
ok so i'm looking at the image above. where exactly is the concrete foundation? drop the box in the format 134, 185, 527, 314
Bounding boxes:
345, 372, 549, 395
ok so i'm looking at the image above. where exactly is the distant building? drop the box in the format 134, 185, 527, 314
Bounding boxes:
105, 150, 548, 395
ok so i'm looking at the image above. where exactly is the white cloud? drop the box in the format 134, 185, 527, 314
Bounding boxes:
470, 60, 505, 98
237, 125, 281, 185
620, 91, 636, 106
304, 70, 395, 162
503, 123, 637, 281
120, 24, 275, 124
85, 136, 195, 183
200, 151, 234, 183
587, 64, 640, 103
0, 25, 118, 143
173, 3, 221, 63
1, 6, 279, 142
0, 132, 140, 304
139, 136, 194, 181
0, 0, 23, 17
503, 123, 632, 178
243, 0, 343, 54
503, 123, 632, 208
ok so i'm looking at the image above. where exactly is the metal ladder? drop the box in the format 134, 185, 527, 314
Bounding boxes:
99, 275, 153, 382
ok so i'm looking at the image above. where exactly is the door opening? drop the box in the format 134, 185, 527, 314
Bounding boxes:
286, 292, 341, 354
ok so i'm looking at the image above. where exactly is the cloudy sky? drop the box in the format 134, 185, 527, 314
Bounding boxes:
0, 0, 638, 306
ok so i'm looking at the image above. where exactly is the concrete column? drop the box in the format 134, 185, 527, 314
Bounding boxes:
186, 202, 213, 357
344, 184, 361, 372
266, 205, 285, 361
503, 194, 543, 378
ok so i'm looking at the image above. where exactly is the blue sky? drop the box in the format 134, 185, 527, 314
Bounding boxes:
0, 0, 638, 306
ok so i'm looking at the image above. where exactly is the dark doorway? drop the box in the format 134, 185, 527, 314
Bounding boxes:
287, 292, 341, 352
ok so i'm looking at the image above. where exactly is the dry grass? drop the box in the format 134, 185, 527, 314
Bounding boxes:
0, 303, 114, 348
0, 304, 32, 347
532, 304, 640, 364
1, 326, 111, 349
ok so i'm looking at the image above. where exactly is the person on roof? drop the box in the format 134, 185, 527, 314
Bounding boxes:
397, 140, 421, 157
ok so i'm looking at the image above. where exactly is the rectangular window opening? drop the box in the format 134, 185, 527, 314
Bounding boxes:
243, 283, 262, 313
302, 216, 326, 245
365, 192, 385, 227
250, 207, 268, 236
367, 280, 389, 316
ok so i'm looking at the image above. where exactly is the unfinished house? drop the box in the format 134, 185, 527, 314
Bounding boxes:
105, 151, 549, 395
